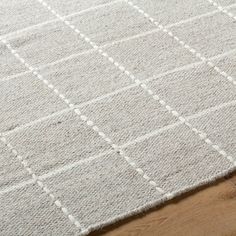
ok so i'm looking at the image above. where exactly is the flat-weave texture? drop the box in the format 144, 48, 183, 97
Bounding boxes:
0, 0, 236, 235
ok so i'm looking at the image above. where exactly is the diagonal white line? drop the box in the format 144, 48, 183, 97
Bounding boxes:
2, 3, 236, 83
2, 1, 236, 42
83, 164, 236, 235
1, 0, 123, 40
1, 39, 168, 198
121, 99, 236, 148
206, 0, 236, 21
0, 178, 35, 195
78, 48, 236, 108
3, 48, 236, 137
36, 0, 236, 169
2, 0, 236, 197
1, 98, 236, 195
3, 107, 72, 136
125, 0, 236, 87
0, 134, 86, 232
0, 149, 113, 195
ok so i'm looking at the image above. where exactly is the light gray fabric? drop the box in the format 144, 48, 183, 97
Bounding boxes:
0, 0, 236, 235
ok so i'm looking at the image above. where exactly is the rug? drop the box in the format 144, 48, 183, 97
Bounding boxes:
0, 0, 236, 235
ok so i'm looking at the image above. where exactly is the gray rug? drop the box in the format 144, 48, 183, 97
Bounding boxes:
0, 0, 236, 235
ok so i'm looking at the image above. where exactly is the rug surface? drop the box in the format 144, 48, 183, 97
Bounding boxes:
0, 0, 236, 235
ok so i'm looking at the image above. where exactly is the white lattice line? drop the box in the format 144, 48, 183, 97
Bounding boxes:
1, 98, 236, 196
0, 150, 113, 195
1, 38, 169, 198
121, 99, 236, 148
3, 4, 236, 83
0, 134, 86, 233
37, 0, 236, 168
2, 1, 236, 42
4, 107, 72, 136
1, 0, 122, 40
3, 47, 236, 138
125, 0, 236, 87
206, 0, 236, 21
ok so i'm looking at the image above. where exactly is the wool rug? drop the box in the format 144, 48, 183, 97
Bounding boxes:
0, 0, 236, 235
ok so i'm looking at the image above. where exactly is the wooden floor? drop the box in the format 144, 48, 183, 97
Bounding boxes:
90, 173, 236, 236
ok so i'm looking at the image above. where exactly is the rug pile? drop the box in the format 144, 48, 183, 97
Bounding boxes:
0, 0, 235, 235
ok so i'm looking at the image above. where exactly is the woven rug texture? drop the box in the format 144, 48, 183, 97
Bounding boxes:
0, 0, 236, 235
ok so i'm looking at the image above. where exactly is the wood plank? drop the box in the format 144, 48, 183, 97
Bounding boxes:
90, 173, 236, 236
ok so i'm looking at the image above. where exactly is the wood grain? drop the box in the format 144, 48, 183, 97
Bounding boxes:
90, 173, 236, 236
